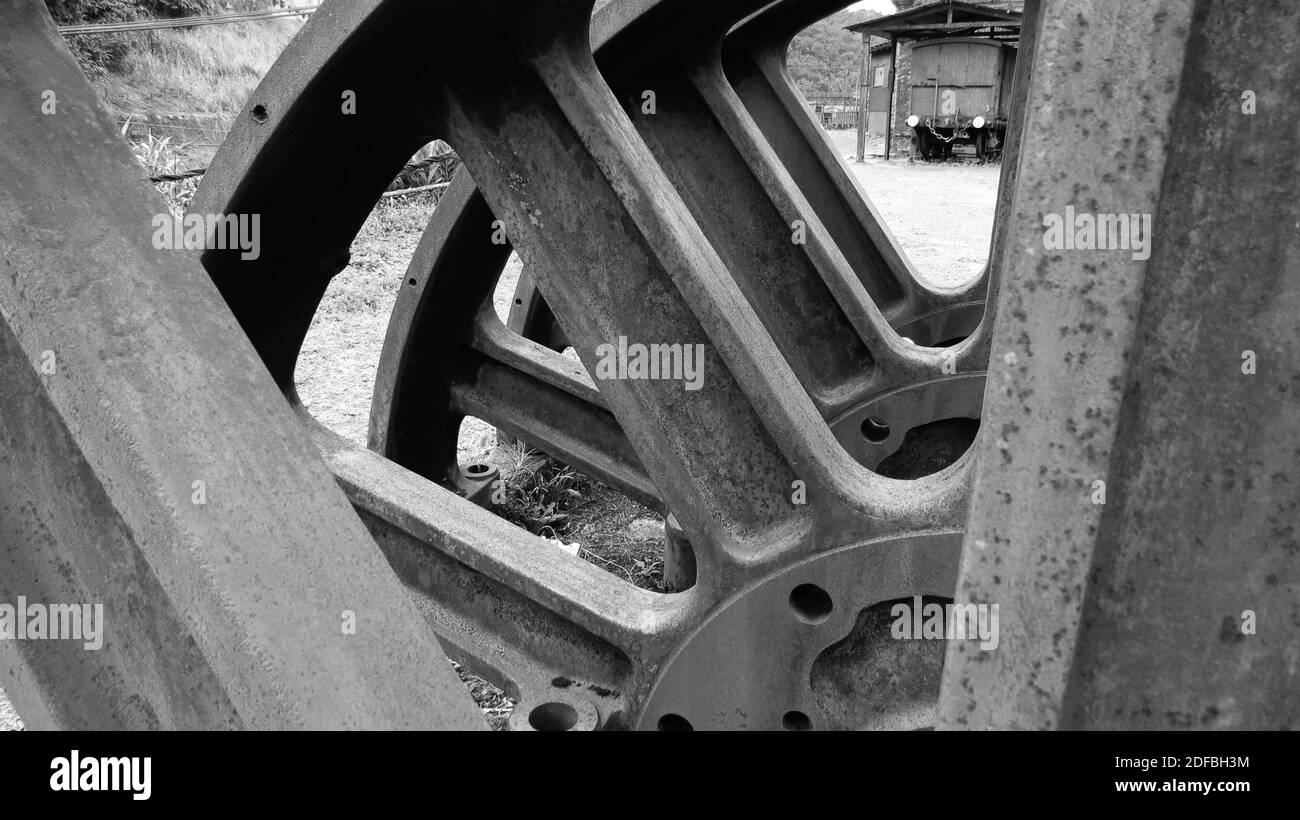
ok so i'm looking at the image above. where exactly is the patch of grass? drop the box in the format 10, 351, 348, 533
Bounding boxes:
580, 535, 665, 592
488, 440, 668, 592
314, 195, 439, 317
82, 18, 303, 119
567, 492, 667, 593
490, 440, 597, 540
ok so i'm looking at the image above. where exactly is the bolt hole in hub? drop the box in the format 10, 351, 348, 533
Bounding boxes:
782, 710, 813, 731
656, 713, 694, 732
789, 583, 834, 624
860, 416, 891, 443
833, 376, 986, 477
527, 702, 579, 732
251, 103, 268, 124
639, 534, 961, 730
452, 458, 500, 506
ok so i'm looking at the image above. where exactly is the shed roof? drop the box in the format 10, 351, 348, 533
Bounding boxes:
848, 1, 1021, 42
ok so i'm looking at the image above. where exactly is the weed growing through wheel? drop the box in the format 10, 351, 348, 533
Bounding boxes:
125, 125, 200, 215
490, 440, 597, 539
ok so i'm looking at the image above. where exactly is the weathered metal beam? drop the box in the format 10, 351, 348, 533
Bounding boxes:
939, 0, 1300, 730
442, 0, 836, 563
450, 341, 664, 511
0, 0, 482, 730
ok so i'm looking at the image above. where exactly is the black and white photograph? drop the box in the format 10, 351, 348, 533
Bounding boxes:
0, 0, 1291, 797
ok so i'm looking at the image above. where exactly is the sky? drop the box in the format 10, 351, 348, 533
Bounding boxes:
848, 0, 899, 14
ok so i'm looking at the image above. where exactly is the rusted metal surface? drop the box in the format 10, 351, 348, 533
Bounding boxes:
643, 532, 960, 730
192, 0, 994, 729
6, 0, 1281, 732
496, 0, 1041, 503
506, 0, 997, 368
372, 172, 664, 511
724, 0, 989, 343
477, 0, 1009, 496
0, 1, 482, 730
938, 0, 1300, 729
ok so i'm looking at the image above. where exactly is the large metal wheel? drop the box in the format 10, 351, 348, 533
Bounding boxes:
187, 0, 1034, 730
4, 0, 1296, 731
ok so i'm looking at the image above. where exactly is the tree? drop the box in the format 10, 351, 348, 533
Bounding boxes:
787, 10, 880, 96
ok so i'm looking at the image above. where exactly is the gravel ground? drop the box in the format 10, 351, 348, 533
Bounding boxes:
829, 130, 998, 288
0, 138, 997, 731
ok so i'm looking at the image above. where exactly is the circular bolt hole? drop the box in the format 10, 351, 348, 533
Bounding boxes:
408, 278, 418, 287
514, 298, 523, 306
466, 463, 492, 476
789, 583, 833, 624
251, 104, 269, 124
527, 702, 578, 732
656, 713, 694, 732
861, 417, 890, 444
782, 710, 813, 731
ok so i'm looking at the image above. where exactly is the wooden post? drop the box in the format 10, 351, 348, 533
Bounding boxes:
884, 36, 898, 161
855, 33, 868, 162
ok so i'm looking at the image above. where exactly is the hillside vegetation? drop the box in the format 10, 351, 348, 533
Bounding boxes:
90, 20, 299, 118
48, 1, 303, 119
788, 9, 881, 96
